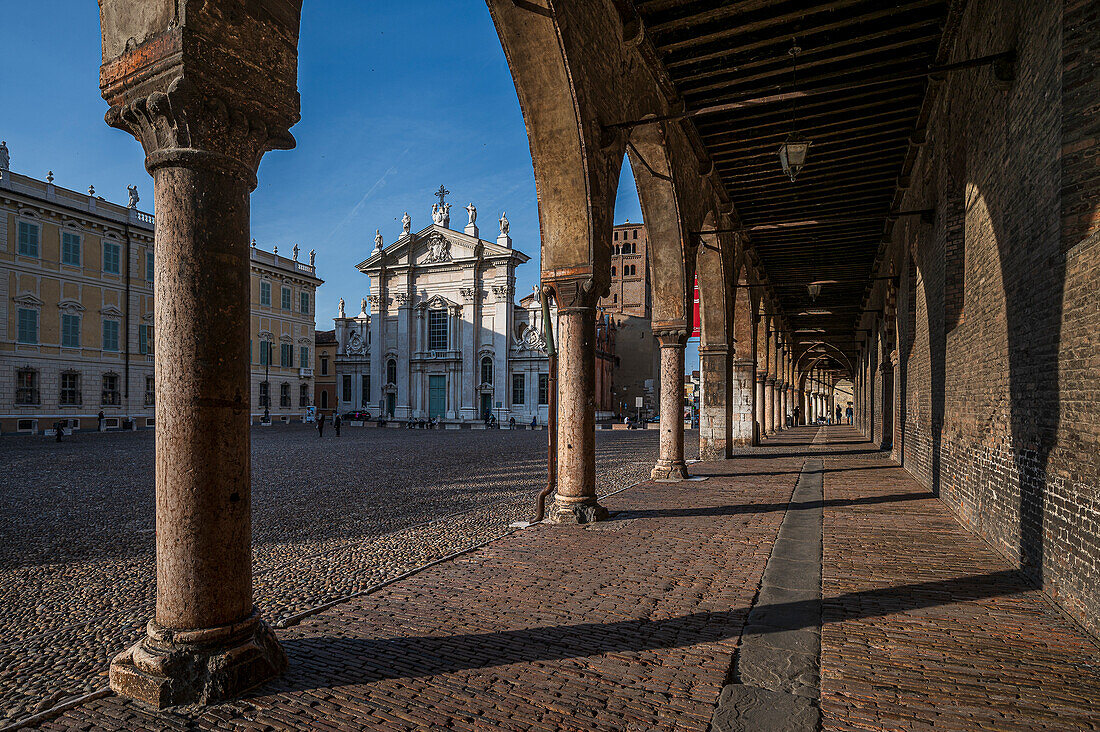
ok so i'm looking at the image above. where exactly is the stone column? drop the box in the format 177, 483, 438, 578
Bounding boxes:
652, 327, 689, 479
549, 278, 607, 523
754, 373, 766, 445
764, 376, 776, 436
698, 345, 730, 461
99, 61, 297, 704
778, 378, 787, 430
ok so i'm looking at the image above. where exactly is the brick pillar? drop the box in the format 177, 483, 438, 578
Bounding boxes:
878, 360, 893, 451
97, 12, 300, 704
731, 358, 755, 446
549, 278, 607, 523
652, 328, 689, 480
698, 345, 730, 461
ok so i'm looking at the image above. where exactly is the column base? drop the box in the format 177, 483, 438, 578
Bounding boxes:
548, 498, 609, 524
651, 460, 689, 481
109, 608, 286, 709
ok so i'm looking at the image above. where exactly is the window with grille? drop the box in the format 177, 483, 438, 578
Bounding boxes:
102, 320, 120, 351
538, 373, 549, 405
260, 281, 271, 306
386, 359, 397, 385
259, 381, 269, 407
281, 286, 292, 310
17, 308, 38, 344
299, 383, 309, 407
481, 356, 493, 385
102, 373, 120, 405
62, 232, 82, 266
145, 377, 155, 406
62, 314, 81, 348
16, 369, 39, 405
428, 310, 448, 351
103, 241, 121, 274
280, 343, 292, 367
512, 373, 526, 405
280, 382, 290, 407
60, 372, 81, 405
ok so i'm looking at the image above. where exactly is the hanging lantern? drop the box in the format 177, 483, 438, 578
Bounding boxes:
778, 135, 811, 182
807, 282, 822, 301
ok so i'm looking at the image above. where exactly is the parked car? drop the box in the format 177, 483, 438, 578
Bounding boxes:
341, 410, 371, 421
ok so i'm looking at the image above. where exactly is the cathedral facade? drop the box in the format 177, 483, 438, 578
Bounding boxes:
332, 193, 555, 425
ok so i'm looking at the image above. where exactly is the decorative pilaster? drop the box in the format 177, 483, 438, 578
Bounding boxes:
97, 3, 302, 707
547, 276, 607, 524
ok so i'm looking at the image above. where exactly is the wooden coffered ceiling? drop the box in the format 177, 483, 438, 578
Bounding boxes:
633, 0, 955, 369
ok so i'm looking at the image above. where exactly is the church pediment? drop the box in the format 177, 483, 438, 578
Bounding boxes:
415, 293, 459, 310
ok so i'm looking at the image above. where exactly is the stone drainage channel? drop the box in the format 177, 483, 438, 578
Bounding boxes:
710, 451, 825, 730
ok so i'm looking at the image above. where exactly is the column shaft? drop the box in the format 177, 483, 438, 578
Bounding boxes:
699, 348, 729, 461
549, 296, 607, 523
754, 376, 766, 445
652, 332, 688, 479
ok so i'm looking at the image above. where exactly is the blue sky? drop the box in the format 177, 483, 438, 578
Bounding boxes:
1, 1, 699, 369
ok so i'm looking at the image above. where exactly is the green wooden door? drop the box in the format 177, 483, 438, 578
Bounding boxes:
429, 375, 446, 418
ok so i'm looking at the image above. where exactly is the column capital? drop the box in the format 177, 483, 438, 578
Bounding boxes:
652, 323, 689, 347
99, 4, 303, 187
698, 344, 729, 356
547, 275, 599, 313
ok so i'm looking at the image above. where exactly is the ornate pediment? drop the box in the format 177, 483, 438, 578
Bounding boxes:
415, 293, 459, 310
101, 304, 124, 318
13, 292, 44, 308
258, 330, 275, 341
58, 299, 86, 314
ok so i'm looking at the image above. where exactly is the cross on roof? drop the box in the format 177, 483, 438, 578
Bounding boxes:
434, 184, 450, 206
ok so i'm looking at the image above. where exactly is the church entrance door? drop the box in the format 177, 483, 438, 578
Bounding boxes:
480, 392, 492, 421
386, 392, 395, 417
429, 375, 446, 418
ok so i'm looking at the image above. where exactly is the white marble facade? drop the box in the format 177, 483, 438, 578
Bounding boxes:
333, 197, 553, 425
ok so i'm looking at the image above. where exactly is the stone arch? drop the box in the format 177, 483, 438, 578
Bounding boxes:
487, 0, 626, 290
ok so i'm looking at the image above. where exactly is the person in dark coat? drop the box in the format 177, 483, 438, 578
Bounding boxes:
333, 413, 341, 437
318, 412, 326, 438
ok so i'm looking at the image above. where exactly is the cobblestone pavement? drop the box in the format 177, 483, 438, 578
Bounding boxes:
0, 425, 695, 726
12, 426, 1100, 731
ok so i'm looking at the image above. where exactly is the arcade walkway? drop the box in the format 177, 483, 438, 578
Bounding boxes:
29, 427, 1100, 731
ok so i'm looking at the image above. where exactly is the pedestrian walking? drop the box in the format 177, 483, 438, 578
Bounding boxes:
97, 410, 104, 431
846, 405, 853, 425
835, 406, 842, 424
54, 420, 64, 442
318, 412, 326, 438
793, 405, 800, 425
333, 413, 341, 437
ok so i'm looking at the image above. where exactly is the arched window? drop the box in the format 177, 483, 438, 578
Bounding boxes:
481, 356, 494, 385
386, 358, 397, 385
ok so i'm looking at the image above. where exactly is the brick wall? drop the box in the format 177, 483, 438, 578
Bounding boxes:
892, 0, 1100, 636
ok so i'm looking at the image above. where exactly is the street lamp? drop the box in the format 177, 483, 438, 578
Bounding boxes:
777, 40, 812, 182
